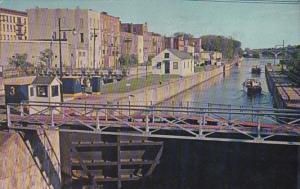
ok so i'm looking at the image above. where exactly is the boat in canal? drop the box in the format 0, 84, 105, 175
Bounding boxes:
251, 65, 261, 74
243, 78, 262, 95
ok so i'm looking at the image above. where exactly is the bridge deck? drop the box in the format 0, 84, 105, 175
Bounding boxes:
1, 102, 300, 145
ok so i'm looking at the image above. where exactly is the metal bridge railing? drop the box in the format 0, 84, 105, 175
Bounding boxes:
3, 101, 300, 145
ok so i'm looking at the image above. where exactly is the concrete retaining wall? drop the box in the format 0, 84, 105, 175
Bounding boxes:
121, 66, 224, 107
0, 130, 61, 189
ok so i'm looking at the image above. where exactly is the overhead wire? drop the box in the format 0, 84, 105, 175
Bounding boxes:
186, 0, 300, 4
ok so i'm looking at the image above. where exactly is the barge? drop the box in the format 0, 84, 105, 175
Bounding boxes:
243, 78, 262, 95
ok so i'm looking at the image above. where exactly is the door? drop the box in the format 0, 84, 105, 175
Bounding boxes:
164, 60, 170, 74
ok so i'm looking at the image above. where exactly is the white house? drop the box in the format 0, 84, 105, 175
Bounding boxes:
29, 76, 62, 114
152, 49, 194, 77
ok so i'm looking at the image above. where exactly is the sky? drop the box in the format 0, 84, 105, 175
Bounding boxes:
1, 0, 300, 49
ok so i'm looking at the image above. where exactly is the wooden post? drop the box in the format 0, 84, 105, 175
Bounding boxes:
7, 105, 11, 127
146, 114, 149, 134
20, 103, 24, 117
105, 103, 108, 123
298, 146, 300, 189
129, 101, 131, 116
51, 107, 55, 127
96, 109, 100, 131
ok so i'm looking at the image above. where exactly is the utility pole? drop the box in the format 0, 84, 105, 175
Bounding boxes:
58, 18, 63, 102
125, 37, 132, 76
57, 18, 77, 102
0, 18, 5, 77
47, 34, 54, 75
91, 28, 99, 70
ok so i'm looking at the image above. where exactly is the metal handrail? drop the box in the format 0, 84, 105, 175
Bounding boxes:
17, 101, 300, 114
7, 102, 300, 117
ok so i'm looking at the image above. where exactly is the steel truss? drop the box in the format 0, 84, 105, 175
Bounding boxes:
2, 101, 300, 145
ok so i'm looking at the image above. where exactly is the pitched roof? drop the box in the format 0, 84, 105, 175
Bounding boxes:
4, 76, 36, 86
32, 76, 56, 85
167, 49, 193, 60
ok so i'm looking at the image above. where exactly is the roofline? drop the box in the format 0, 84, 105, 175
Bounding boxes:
26, 7, 99, 14
0, 8, 27, 17
100, 11, 120, 19
0, 40, 68, 44
32, 77, 62, 85
153, 49, 193, 60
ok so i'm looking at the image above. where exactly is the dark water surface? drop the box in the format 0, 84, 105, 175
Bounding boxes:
166, 58, 273, 107
123, 59, 298, 189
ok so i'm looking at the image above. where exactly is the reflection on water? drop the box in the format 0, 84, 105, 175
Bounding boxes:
167, 58, 274, 108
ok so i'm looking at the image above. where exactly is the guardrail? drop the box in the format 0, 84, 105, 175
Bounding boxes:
3, 101, 300, 145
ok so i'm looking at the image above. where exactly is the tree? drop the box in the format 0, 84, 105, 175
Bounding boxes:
119, 54, 130, 67
129, 54, 138, 65
147, 55, 155, 65
119, 54, 138, 67
252, 51, 260, 58
201, 35, 242, 59
173, 32, 193, 38
39, 49, 53, 69
8, 53, 33, 73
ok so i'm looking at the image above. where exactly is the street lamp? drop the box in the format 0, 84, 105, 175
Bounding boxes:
57, 17, 77, 102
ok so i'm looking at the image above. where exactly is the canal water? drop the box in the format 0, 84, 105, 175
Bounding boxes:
122, 58, 298, 189
164, 58, 274, 108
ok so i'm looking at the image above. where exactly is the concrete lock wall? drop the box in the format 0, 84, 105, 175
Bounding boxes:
0, 130, 61, 189
121, 66, 224, 107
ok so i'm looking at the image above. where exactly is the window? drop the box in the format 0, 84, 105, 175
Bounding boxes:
80, 18, 84, 28
63, 32, 66, 40
157, 62, 161, 69
80, 33, 84, 43
173, 62, 178, 69
51, 86, 59, 97
164, 53, 169, 58
36, 86, 48, 97
52, 32, 56, 40
30, 87, 34, 97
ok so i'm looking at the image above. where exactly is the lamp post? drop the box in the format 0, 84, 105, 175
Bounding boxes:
57, 18, 77, 102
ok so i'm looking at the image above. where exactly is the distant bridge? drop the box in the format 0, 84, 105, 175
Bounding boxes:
1, 101, 300, 145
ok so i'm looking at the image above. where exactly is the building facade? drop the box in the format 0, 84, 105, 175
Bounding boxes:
99, 12, 121, 68
0, 40, 70, 69
27, 8, 101, 70
121, 23, 152, 63
200, 51, 223, 65
0, 8, 28, 41
120, 31, 144, 64
194, 37, 202, 63
152, 49, 194, 77
149, 33, 165, 60
165, 35, 195, 56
